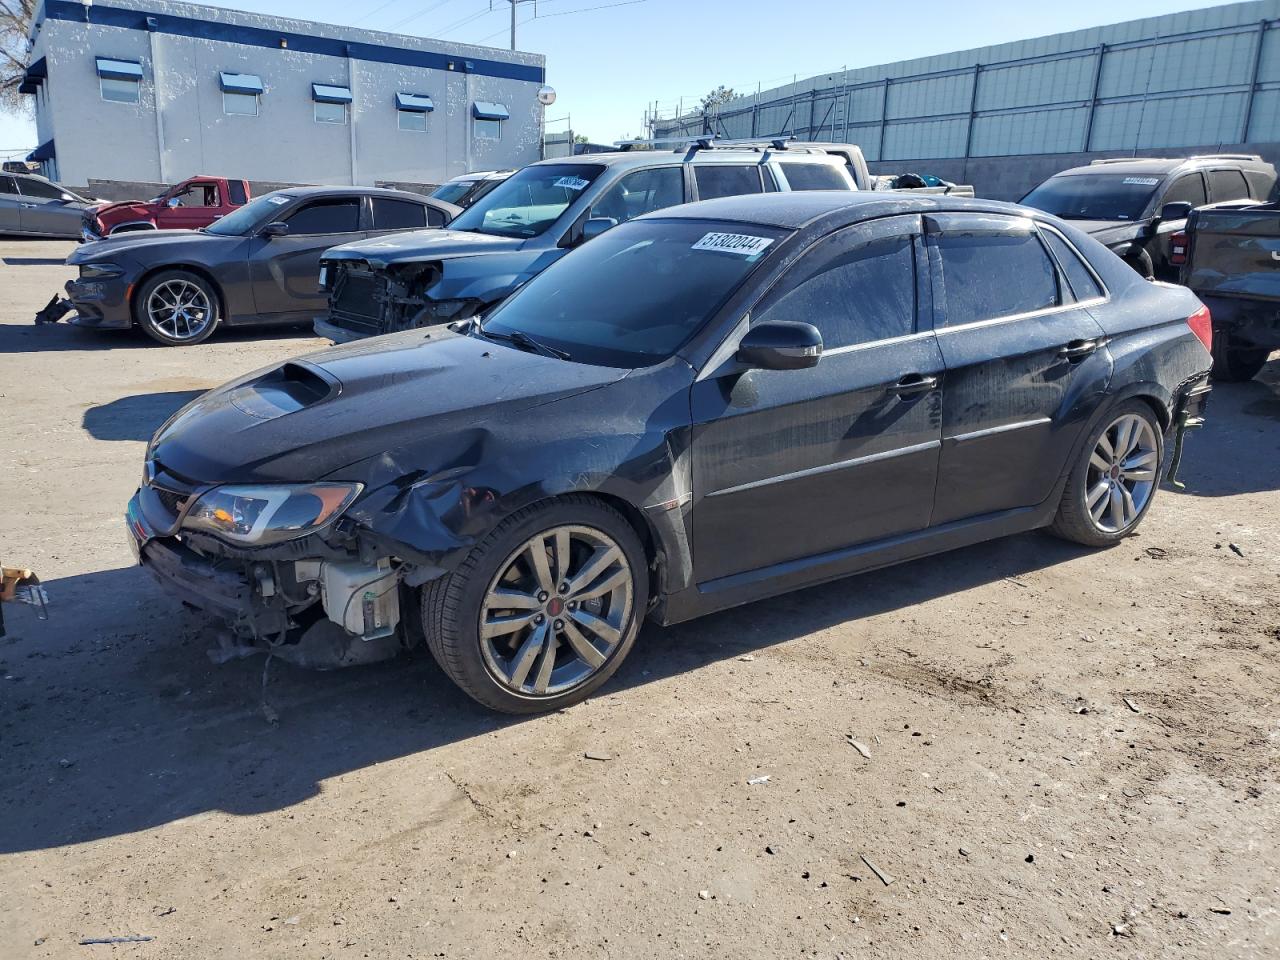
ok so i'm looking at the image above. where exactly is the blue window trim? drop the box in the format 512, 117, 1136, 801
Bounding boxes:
396, 93, 434, 112
46, 0, 545, 84
473, 101, 510, 120
313, 83, 353, 104
96, 57, 143, 81
219, 72, 264, 95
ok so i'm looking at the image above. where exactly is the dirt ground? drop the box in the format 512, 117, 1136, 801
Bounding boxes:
0, 238, 1277, 960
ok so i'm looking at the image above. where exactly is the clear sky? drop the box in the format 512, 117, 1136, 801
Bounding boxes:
0, 0, 1245, 160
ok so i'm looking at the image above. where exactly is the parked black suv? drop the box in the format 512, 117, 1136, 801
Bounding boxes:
1020, 154, 1276, 280
316, 142, 856, 342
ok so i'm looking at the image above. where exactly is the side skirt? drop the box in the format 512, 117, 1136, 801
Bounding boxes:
653, 499, 1059, 626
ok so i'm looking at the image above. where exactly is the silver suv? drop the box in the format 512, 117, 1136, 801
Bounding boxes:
317, 141, 856, 341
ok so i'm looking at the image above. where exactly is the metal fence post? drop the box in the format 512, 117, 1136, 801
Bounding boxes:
964, 63, 981, 159
878, 77, 890, 161
1083, 43, 1106, 152
1241, 19, 1268, 143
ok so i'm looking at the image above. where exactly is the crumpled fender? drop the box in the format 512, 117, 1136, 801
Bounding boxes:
333, 361, 697, 598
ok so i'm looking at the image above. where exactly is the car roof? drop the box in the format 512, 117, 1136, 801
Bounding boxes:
640, 190, 1030, 231
1052, 155, 1270, 178
523, 149, 847, 171
270, 185, 446, 203
445, 169, 513, 184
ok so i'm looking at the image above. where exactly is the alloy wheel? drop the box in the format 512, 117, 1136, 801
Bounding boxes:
479, 524, 634, 697
146, 279, 213, 341
1085, 413, 1160, 534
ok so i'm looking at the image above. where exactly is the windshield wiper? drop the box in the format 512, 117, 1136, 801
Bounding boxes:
477, 324, 571, 360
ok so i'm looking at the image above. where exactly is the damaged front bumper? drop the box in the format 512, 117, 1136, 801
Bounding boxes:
62, 277, 133, 329
125, 483, 417, 668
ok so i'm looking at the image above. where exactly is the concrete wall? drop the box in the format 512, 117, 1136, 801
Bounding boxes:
28, 0, 546, 188
867, 142, 1280, 201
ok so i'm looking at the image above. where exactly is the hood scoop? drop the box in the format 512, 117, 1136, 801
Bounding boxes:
228, 361, 340, 420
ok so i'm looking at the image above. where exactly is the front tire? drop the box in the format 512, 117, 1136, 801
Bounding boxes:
1050, 401, 1164, 547
1211, 330, 1269, 383
421, 496, 648, 713
134, 270, 221, 346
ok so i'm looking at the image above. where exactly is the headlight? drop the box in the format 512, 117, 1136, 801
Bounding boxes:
182, 483, 362, 546
79, 262, 124, 279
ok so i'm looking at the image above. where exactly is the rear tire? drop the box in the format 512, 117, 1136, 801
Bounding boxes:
134, 270, 221, 346
1211, 330, 1269, 383
421, 496, 648, 714
1050, 400, 1164, 547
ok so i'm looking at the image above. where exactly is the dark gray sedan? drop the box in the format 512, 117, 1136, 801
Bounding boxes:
0, 172, 98, 238
64, 187, 460, 345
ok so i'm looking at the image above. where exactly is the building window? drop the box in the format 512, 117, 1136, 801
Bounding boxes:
472, 101, 509, 141
96, 58, 142, 104
219, 72, 263, 117
312, 83, 352, 125
224, 91, 258, 116
396, 93, 433, 132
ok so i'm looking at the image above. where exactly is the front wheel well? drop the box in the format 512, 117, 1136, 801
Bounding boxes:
130, 264, 226, 325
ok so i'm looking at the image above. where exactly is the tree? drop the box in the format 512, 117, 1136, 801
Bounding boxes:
699, 86, 739, 114
574, 134, 589, 144
1, 0, 37, 117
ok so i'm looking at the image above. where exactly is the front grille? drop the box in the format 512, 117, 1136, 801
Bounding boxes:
152, 486, 190, 517
329, 268, 386, 335
139, 461, 200, 533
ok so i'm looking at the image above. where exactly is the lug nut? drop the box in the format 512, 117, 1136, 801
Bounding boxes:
537, 591, 549, 602
554, 619, 565, 631
559, 582, 570, 594
568, 601, 578, 611
535, 614, 545, 624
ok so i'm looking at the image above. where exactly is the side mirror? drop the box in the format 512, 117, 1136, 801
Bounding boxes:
1158, 201, 1193, 223
581, 217, 617, 242
59, 193, 75, 203
261, 221, 290, 238
736, 321, 823, 371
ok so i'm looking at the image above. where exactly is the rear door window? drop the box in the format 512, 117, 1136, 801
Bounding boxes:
1161, 174, 1207, 209
934, 221, 1060, 326
371, 197, 428, 230
1041, 227, 1105, 302
590, 167, 684, 223
694, 165, 764, 200
284, 198, 361, 234
1207, 169, 1249, 203
778, 163, 851, 191
227, 180, 248, 205
0, 176, 19, 196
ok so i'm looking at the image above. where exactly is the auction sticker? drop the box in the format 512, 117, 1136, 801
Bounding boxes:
1122, 177, 1160, 186
692, 232, 775, 258
267, 195, 290, 204
554, 176, 591, 190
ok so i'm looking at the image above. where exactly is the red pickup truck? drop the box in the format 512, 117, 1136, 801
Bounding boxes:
82, 175, 251, 240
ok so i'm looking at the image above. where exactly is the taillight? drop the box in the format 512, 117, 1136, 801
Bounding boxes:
1187, 304, 1212, 352
1170, 231, 1189, 266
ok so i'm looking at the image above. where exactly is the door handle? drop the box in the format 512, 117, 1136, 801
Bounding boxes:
20, 203, 38, 209
890, 374, 938, 397
1058, 339, 1100, 360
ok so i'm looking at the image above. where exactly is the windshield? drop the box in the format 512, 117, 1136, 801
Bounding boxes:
203, 193, 293, 236
482, 219, 785, 368
448, 163, 604, 238
431, 181, 473, 205
1021, 173, 1162, 221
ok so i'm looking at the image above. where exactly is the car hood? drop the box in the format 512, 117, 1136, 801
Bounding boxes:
68, 229, 227, 262
148, 328, 630, 484
91, 199, 157, 218
322, 228, 525, 268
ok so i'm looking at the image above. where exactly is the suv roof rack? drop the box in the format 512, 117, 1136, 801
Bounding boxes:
1089, 157, 1174, 165
612, 135, 797, 153
1187, 153, 1263, 162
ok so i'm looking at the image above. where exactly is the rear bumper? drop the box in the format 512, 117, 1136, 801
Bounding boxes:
1175, 374, 1212, 422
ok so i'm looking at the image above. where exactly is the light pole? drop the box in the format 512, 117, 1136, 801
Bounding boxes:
493, 0, 537, 51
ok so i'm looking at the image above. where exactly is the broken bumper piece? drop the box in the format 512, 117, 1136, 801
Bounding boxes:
0, 565, 49, 638
125, 490, 409, 667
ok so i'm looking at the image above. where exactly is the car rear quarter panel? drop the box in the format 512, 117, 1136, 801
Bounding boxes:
1067, 218, 1212, 420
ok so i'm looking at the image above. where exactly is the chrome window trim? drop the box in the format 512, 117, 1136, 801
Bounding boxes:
933, 296, 1108, 336
1037, 222, 1111, 303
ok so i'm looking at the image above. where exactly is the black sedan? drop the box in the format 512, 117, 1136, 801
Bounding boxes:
126, 192, 1213, 712
64, 187, 460, 346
